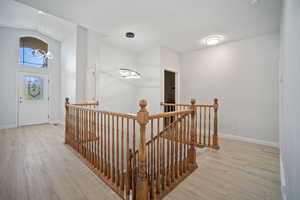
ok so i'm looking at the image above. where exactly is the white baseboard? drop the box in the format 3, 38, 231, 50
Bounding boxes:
219, 133, 279, 148
0, 123, 17, 130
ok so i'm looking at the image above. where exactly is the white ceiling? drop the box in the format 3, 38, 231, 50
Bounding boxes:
0, 0, 75, 42
13, 0, 281, 52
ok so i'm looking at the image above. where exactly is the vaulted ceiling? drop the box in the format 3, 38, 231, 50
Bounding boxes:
13, 0, 281, 52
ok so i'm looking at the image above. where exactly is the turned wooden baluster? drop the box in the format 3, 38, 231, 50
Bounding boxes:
136, 100, 149, 200
189, 99, 197, 168
212, 98, 220, 150
126, 149, 133, 199
65, 98, 70, 144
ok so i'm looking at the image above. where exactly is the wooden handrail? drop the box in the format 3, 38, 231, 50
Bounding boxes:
72, 101, 99, 106
67, 105, 137, 119
160, 102, 214, 108
148, 109, 193, 119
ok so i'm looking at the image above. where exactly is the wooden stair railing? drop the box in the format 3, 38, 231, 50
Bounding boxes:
160, 99, 220, 150
65, 98, 208, 200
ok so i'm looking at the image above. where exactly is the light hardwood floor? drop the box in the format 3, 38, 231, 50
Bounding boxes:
0, 124, 281, 200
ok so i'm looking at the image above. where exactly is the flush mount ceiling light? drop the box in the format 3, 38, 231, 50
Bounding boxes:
120, 68, 141, 79
126, 32, 135, 38
203, 35, 224, 46
37, 10, 46, 15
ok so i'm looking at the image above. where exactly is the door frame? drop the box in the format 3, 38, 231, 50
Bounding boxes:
16, 70, 50, 127
161, 67, 180, 105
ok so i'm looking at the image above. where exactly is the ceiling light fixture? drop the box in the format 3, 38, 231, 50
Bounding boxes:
203, 35, 224, 46
120, 68, 141, 79
37, 10, 46, 15
126, 32, 135, 38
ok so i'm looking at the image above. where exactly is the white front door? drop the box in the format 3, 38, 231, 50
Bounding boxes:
18, 72, 49, 126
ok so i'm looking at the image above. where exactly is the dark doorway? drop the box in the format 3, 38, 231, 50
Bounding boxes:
164, 70, 176, 104
164, 70, 176, 123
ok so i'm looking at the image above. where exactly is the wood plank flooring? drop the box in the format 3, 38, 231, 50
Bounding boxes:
0, 124, 281, 200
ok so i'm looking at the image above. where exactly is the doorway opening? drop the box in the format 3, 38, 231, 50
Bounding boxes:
164, 70, 176, 112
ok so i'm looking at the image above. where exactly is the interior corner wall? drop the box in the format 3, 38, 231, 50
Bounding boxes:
61, 30, 76, 121
279, 0, 300, 199
136, 47, 161, 114
180, 33, 280, 144
61, 25, 88, 122
76, 26, 87, 103
0, 27, 61, 127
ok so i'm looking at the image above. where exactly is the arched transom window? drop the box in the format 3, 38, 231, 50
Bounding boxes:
19, 37, 48, 68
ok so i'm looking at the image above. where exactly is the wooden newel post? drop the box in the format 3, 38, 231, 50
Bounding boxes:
189, 99, 197, 167
65, 97, 70, 144
213, 98, 220, 150
136, 100, 149, 200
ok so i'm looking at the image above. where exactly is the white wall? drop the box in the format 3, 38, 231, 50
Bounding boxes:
97, 42, 138, 113
76, 26, 87, 103
279, 0, 300, 199
61, 30, 76, 121
136, 47, 161, 114
0, 27, 61, 128
180, 33, 279, 145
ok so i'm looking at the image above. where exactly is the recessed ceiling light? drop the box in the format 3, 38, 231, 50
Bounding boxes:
38, 10, 46, 15
203, 35, 224, 46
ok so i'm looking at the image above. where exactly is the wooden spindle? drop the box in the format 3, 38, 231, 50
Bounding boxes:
126, 149, 133, 198
204, 107, 207, 146
97, 112, 100, 170
179, 114, 183, 176
208, 107, 211, 146
108, 115, 111, 178
65, 98, 69, 144
199, 107, 202, 145
112, 116, 116, 183
175, 113, 179, 179
104, 114, 107, 176
188, 99, 197, 168
213, 98, 220, 150
156, 119, 160, 194
170, 122, 175, 183
150, 119, 154, 198
117, 116, 120, 186
132, 119, 136, 198
121, 117, 125, 190
101, 113, 104, 173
